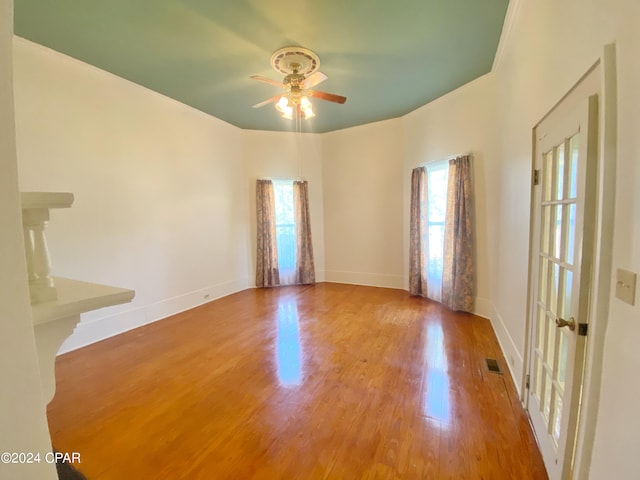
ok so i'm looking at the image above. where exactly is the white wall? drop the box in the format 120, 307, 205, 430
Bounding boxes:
0, 1, 57, 478
13, 38, 251, 351
242, 129, 325, 283
322, 119, 405, 288
402, 74, 500, 321
493, 0, 640, 477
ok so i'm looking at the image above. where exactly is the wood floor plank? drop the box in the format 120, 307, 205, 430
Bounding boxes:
47, 283, 547, 479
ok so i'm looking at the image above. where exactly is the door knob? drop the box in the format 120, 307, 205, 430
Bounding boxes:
555, 317, 576, 331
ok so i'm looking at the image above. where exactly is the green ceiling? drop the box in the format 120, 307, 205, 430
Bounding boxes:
14, 0, 509, 133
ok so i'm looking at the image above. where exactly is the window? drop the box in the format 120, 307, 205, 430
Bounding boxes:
273, 181, 296, 285
426, 161, 449, 301
409, 155, 473, 311
256, 178, 315, 287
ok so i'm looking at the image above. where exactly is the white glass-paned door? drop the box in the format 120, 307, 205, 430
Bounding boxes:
528, 95, 598, 480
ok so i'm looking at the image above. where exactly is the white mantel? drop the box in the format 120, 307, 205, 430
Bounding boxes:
21, 191, 75, 210
31, 277, 134, 326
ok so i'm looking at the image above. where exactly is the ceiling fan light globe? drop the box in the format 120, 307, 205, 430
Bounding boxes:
300, 96, 312, 109
275, 96, 290, 114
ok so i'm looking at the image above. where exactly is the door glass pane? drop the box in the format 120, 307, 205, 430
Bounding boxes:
537, 306, 546, 350
557, 330, 568, 390
546, 316, 557, 366
562, 270, 573, 319
555, 144, 565, 200
543, 151, 553, 201
543, 373, 552, 421
566, 203, 576, 265
538, 257, 549, 305
569, 133, 580, 198
561, 204, 570, 263
553, 394, 563, 443
550, 263, 560, 314
541, 206, 551, 254
554, 205, 563, 259
535, 354, 544, 400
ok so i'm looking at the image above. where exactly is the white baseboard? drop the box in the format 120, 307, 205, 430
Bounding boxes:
486, 303, 525, 397
58, 277, 251, 354
324, 270, 404, 289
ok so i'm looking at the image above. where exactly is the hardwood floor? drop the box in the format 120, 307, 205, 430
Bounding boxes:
48, 283, 548, 479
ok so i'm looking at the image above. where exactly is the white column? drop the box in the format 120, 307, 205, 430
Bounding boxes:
22, 207, 57, 303
21, 192, 74, 303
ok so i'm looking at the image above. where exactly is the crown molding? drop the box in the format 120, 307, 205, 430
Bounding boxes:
492, 0, 522, 71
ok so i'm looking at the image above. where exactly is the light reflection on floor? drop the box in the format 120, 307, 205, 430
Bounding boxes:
276, 299, 303, 387
423, 322, 451, 425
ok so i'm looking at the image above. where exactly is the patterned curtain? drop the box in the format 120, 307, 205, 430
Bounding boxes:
256, 179, 280, 287
409, 166, 428, 296
442, 155, 474, 311
293, 180, 316, 284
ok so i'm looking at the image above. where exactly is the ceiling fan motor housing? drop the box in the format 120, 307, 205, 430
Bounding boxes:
284, 73, 304, 88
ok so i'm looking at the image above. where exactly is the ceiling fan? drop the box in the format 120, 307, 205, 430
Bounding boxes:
250, 47, 347, 120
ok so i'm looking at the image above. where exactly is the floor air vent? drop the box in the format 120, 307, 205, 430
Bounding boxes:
485, 358, 503, 374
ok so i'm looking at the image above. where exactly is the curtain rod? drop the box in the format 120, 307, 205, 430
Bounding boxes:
258, 177, 307, 182
417, 152, 472, 168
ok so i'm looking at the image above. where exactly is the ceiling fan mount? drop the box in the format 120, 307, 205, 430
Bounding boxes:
270, 47, 320, 76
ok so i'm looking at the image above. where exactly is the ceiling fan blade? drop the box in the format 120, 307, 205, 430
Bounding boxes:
252, 94, 282, 108
307, 90, 347, 104
250, 75, 284, 88
300, 71, 328, 89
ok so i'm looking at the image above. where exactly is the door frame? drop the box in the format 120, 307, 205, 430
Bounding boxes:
523, 44, 617, 479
